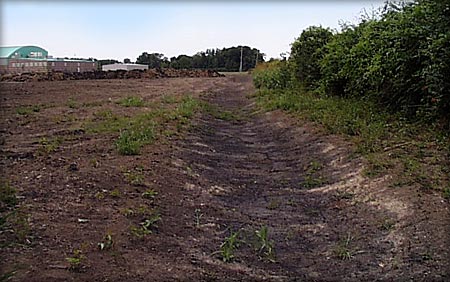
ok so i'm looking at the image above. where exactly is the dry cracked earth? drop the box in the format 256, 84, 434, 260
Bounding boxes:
1, 74, 449, 281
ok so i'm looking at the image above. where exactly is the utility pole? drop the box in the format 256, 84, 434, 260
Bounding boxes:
239, 46, 243, 72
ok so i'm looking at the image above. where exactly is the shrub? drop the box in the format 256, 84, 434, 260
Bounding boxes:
253, 60, 292, 90
289, 26, 333, 90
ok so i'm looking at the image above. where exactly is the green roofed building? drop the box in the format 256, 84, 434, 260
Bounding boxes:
0, 46, 48, 60
0, 45, 97, 74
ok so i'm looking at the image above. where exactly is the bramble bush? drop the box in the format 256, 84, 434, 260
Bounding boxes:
258, 0, 449, 128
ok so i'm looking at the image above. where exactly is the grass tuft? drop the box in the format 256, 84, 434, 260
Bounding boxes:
117, 96, 145, 107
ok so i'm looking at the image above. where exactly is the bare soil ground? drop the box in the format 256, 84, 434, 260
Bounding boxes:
1, 74, 449, 281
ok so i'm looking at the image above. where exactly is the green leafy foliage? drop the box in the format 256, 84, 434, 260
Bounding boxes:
137, 46, 264, 71
253, 60, 292, 90
319, 1, 450, 123
220, 230, 240, 262
290, 26, 333, 89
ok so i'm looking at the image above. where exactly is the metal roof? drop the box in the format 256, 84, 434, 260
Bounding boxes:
0, 46, 22, 58
0, 46, 48, 59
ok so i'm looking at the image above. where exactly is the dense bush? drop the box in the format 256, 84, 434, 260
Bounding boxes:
252, 61, 292, 90
260, 0, 450, 126
290, 26, 333, 90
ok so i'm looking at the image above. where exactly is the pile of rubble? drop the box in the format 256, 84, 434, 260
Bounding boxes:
0, 69, 224, 82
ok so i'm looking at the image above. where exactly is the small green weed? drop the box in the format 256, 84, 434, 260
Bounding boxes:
121, 208, 134, 217
194, 208, 203, 227
130, 213, 161, 238
379, 218, 396, 231
66, 249, 85, 271
142, 189, 158, 199
334, 233, 354, 260
38, 137, 62, 154
443, 187, 450, 200
117, 96, 145, 107
255, 226, 276, 262
95, 191, 105, 200
90, 158, 99, 168
124, 167, 145, 186
219, 230, 240, 262
98, 233, 114, 251
109, 189, 121, 198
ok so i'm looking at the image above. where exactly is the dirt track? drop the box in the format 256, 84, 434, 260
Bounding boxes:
1, 74, 448, 281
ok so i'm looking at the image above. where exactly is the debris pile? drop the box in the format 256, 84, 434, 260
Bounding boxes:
0, 69, 224, 82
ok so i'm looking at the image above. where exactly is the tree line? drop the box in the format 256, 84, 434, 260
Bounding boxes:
97, 46, 264, 72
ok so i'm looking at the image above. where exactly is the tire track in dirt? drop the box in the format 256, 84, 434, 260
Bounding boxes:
174, 74, 402, 281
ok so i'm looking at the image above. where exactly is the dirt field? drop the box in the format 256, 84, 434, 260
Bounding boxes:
1, 75, 449, 281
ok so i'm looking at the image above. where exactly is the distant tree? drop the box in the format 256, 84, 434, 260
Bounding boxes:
136, 46, 265, 71
171, 55, 193, 69
136, 52, 165, 68
124, 58, 131, 63
97, 59, 120, 70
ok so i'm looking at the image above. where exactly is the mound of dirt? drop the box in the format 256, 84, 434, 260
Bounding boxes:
0, 68, 224, 82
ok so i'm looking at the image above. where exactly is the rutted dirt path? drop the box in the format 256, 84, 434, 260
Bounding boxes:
169, 74, 449, 281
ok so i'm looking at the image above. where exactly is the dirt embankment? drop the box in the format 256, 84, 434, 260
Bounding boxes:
0, 68, 223, 82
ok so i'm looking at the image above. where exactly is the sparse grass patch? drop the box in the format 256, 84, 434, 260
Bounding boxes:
334, 233, 355, 260
116, 125, 155, 155
85, 95, 203, 155
117, 96, 145, 107
204, 104, 242, 121
66, 97, 79, 109
301, 161, 327, 189
37, 136, 62, 154
16, 105, 41, 116
0, 180, 17, 211
255, 87, 449, 194
161, 95, 178, 104
124, 167, 145, 186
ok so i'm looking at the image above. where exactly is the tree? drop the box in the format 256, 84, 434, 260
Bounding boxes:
290, 26, 333, 88
97, 59, 119, 70
136, 52, 165, 68
124, 58, 131, 64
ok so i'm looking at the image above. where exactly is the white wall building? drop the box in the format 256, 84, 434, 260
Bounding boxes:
102, 63, 148, 71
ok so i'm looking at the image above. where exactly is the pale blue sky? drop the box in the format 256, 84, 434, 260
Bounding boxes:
1, 1, 385, 61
